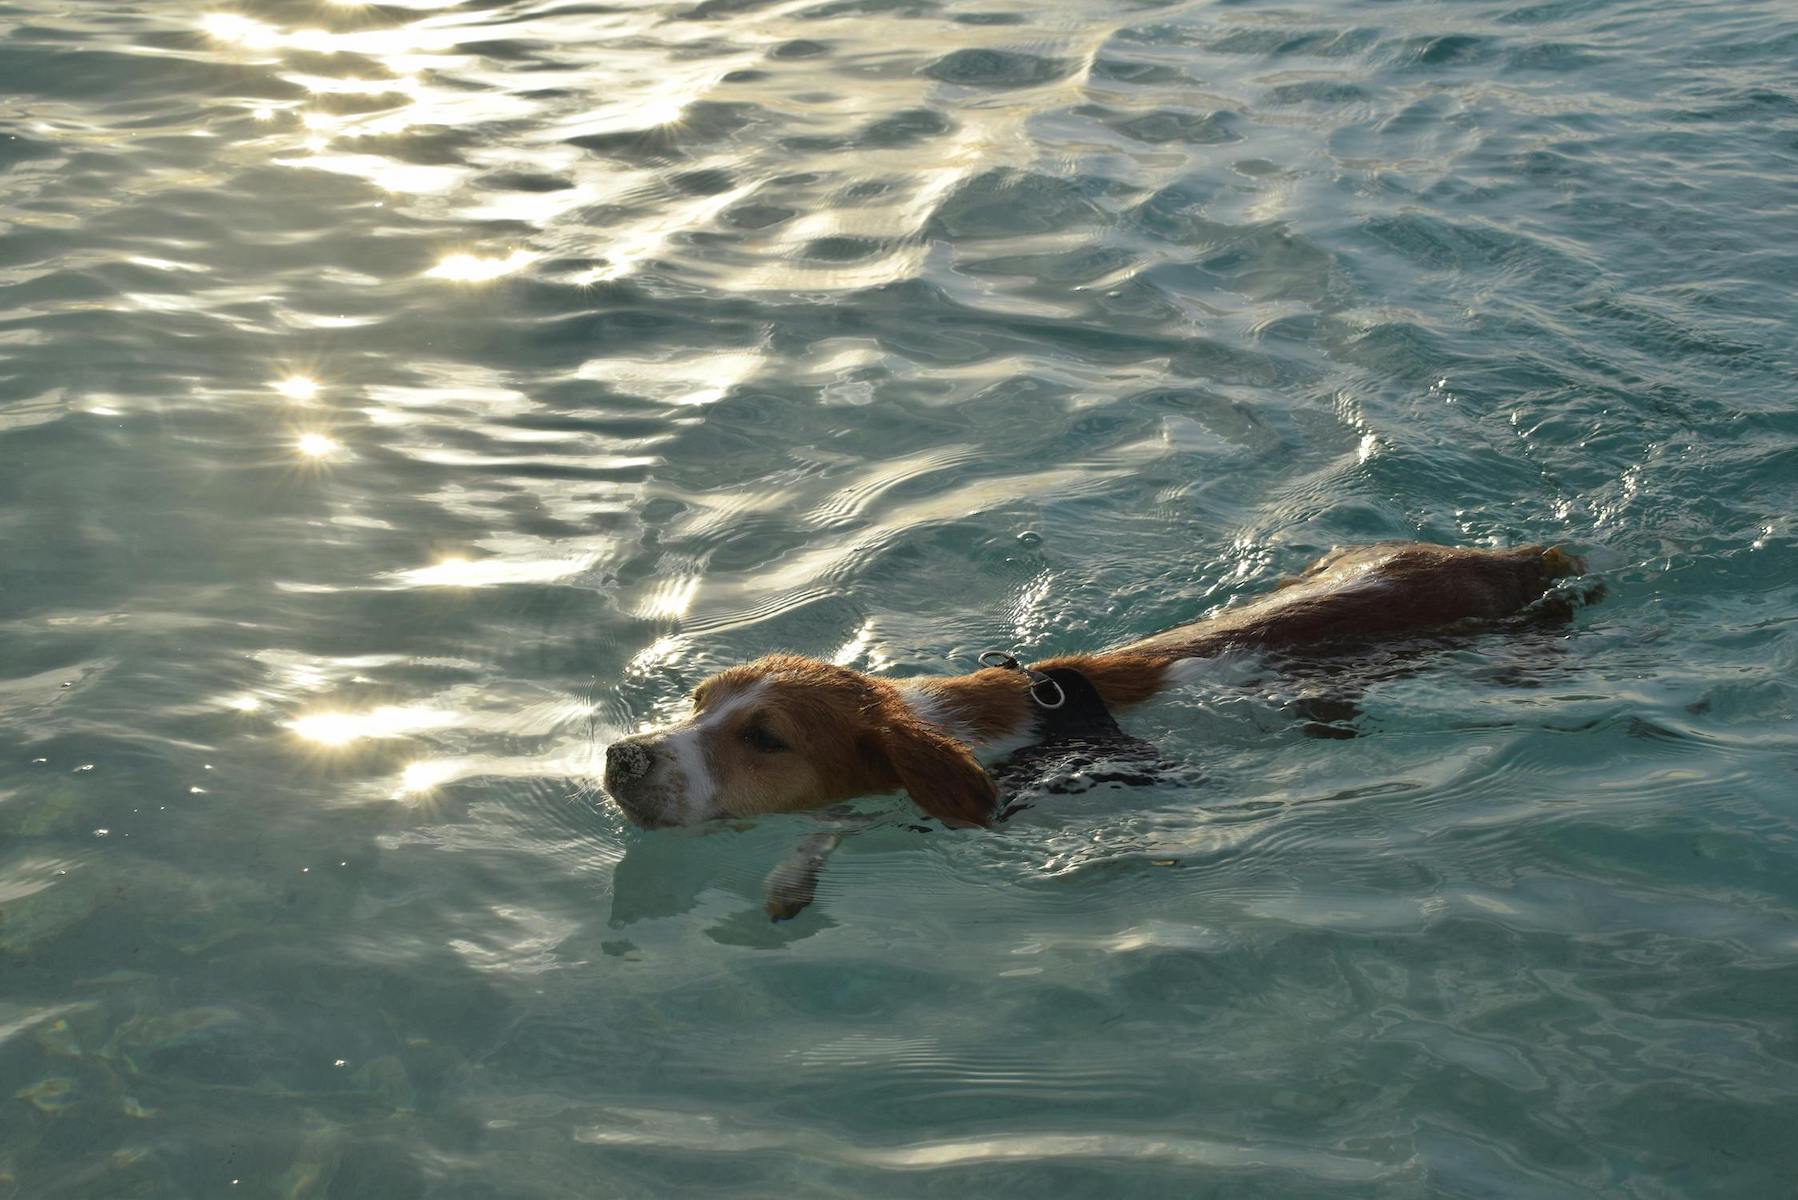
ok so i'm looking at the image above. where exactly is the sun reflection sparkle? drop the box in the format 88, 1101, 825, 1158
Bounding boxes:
289, 705, 455, 747
297, 433, 341, 458
427, 251, 538, 283
397, 760, 458, 795
273, 376, 319, 400
300, 75, 417, 98
831, 622, 890, 671
639, 575, 699, 620
201, 12, 455, 55
627, 634, 687, 674
389, 553, 595, 588
202, 13, 281, 49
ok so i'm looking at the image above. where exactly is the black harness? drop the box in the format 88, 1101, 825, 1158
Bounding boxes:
977, 652, 1163, 814
768, 655, 1170, 918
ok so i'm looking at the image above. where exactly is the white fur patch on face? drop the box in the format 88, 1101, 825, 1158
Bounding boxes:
656, 720, 715, 824
658, 680, 767, 822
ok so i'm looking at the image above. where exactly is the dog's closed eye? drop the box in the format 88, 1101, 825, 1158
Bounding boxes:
741, 722, 788, 754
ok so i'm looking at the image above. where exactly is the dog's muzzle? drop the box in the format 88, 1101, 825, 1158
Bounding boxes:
605, 738, 653, 784
602, 736, 675, 827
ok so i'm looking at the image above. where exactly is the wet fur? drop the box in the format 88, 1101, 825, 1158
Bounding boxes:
603, 542, 1590, 830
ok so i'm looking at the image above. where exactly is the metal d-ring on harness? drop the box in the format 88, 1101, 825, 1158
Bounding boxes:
978, 650, 1066, 710
977, 652, 1165, 812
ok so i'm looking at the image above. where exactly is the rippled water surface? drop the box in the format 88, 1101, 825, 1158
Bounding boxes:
4, 0, 1797, 1194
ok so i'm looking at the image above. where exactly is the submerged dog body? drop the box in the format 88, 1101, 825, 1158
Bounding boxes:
601, 542, 1586, 829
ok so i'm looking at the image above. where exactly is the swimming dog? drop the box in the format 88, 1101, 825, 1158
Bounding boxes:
601, 542, 1587, 831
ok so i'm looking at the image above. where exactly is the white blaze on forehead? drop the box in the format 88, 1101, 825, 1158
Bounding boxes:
696, 678, 770, 730
657, 679, 768, 822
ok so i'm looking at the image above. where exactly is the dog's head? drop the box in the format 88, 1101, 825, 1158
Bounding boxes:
602, 654, 998, 829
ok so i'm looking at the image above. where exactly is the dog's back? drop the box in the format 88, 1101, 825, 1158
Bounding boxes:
608, 541, 1594, 833
1030, 544, 1589, 711
1125, 542, 1585, 660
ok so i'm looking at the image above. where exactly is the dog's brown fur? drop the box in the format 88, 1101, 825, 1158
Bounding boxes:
602, 542, 1588, 828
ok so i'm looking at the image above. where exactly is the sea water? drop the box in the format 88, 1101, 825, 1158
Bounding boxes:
2, 0, 1795, 1195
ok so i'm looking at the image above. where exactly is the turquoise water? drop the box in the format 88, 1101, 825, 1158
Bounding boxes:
3, 0, 1796, 1193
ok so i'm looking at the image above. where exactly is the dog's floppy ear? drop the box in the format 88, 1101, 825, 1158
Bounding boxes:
874, 712, 997, 828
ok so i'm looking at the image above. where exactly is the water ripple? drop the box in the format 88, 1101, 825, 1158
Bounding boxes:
6, 0, 1798, 1193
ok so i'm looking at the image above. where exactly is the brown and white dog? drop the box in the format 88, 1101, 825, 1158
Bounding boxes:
601, 542, 1586, 830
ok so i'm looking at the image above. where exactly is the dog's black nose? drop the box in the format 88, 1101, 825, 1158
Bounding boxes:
605, 739, 653, 784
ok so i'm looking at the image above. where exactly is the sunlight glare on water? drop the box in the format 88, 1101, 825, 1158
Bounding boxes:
2, 0, 1797, 1195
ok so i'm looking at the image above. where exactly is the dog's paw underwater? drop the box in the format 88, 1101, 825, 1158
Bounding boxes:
594, 542, 1603, 921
